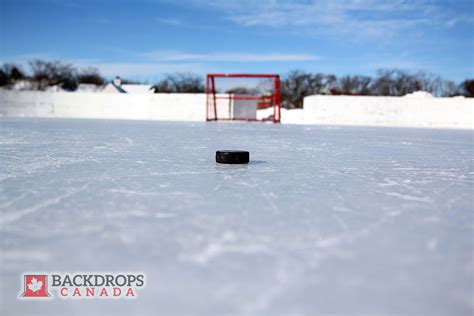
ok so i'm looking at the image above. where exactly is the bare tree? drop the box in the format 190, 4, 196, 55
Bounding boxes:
282, 71, 327, 108
152, 73, 204, 93
77, 67, 105, 85
0, 63, 25, 88
339, 75, 372, 95
460, 79, 474, 97
0, 69, 7, 87
370, 70, 391, 96
370, 69, 422, 96
282, 71, 310, 108
369, 69, 459, 97
324, 74, 338, 93
424, 75, 458, 97
29, 59, 78, 91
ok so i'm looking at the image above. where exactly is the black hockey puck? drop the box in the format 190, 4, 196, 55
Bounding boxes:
216, 150, 249, 164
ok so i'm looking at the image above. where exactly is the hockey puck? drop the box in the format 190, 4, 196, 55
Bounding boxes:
216, 150, 249, 164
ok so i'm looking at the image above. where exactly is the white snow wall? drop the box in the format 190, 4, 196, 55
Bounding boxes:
303, 95, 473, 129
1, 91, 472, 129
0, 91, 257, 122
0, 91, 207, 121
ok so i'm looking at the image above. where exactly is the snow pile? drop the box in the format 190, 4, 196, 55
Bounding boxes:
256, 107, 304, 124
256, 107, 274, 121
10, 80, 35, 91
281, 108, 304, 124
304, 94, 473, 129
403, 91, 434, 98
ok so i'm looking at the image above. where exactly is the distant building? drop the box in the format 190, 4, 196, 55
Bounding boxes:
102, 76, 154, 94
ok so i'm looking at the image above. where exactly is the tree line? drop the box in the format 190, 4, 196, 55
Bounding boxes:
1, 60, 473, 108
282, 70, 473, 108
0, 60, 105, 91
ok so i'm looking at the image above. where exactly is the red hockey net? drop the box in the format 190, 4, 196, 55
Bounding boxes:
206, 74, 281, 123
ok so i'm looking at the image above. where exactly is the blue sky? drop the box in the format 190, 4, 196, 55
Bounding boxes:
1, 0, 473, 83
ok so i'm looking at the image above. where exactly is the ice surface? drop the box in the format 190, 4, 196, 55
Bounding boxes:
1, 118, 473, 315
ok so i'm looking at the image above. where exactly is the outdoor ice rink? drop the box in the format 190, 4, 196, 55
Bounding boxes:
1, 117, 473, 315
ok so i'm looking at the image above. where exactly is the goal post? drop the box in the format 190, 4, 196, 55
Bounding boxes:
206, 74, 281, 123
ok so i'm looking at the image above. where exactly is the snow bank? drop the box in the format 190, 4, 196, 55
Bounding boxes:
256, 108, 305, 124
403, 91, 434, 98
0, 91, 206, 121
303, 95, 473, 129
1, 91, 472, 129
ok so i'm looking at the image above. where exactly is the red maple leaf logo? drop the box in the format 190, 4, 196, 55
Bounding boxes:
21, 275, 50, 298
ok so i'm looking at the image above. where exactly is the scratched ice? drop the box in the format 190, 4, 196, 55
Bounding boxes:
1, 118, 473, 315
